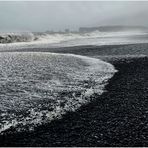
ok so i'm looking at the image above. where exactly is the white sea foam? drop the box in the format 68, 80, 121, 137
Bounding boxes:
0, 31, 148, 51
0, 52, 116, 133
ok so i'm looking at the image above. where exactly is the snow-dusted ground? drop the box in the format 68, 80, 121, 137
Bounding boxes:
0, 52, 116, 133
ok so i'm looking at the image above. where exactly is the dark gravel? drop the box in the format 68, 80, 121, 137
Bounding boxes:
0, 56, 148, 147
3, 43, 148, 56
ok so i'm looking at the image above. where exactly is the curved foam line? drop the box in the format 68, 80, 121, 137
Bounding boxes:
0, 52, 117, 134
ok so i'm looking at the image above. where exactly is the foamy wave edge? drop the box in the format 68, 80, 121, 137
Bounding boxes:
0, 52, 117, 134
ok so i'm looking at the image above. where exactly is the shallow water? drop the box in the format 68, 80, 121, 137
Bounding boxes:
0, 52, 116, 134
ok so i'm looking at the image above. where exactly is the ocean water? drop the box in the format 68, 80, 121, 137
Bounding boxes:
0, 52, 116, 134
0, 30, 148, 51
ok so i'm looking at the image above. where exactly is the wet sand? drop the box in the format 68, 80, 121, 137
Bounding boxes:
0, 44, 148, 146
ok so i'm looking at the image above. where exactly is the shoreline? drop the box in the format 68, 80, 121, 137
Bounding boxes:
0, 55, 148, 146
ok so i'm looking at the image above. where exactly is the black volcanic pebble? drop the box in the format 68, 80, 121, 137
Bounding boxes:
0, 56, 148, 147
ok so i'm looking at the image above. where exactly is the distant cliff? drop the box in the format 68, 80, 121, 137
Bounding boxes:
79, 26, 148, 33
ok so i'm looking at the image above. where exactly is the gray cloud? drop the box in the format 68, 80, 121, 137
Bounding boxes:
0, 1, 148, 32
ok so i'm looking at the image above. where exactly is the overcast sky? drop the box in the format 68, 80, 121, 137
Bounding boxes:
0, 1, 148, 32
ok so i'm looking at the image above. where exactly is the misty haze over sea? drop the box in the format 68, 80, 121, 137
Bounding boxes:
1, 1, 148, 48
1, 25, 148, 50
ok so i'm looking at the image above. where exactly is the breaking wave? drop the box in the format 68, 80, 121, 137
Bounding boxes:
1, 30, 148, 49
0, 52, 116, 134
0, 32, 35, 44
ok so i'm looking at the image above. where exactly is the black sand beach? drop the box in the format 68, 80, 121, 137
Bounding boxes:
0, 44, 148, 146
